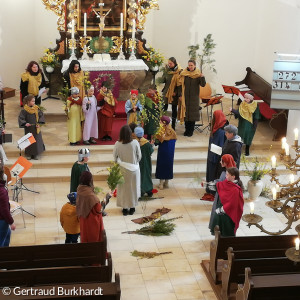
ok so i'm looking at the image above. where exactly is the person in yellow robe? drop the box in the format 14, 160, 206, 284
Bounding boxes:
67, 87, 85, 145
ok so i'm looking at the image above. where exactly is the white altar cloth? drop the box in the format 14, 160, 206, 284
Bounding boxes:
61, 59, 149, 73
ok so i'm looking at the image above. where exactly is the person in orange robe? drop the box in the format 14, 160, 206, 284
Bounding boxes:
76, 171, 104, 242
96, 81, 118, 141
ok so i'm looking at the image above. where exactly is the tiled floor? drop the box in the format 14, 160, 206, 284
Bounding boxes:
4, 93, 295, 299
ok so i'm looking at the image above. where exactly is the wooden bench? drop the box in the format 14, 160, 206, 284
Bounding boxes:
0, 232, 108, 269
221, 247, 300, 300
236, 267, 300, 300
0, 258, 112, 287
208, 226, 296, 283
0, 273, 121, 300
235, 67, 288, 141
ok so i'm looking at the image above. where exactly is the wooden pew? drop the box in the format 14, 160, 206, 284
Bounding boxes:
0, 257, 112, 287
209, 226, 296, 283
221, 247, 300, 300
236, 267, 300, 300
0, 232, 108, 270
0, 273, 121, 300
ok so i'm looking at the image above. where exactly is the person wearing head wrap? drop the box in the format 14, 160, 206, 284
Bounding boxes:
76, 171, 104, 242
125, 90, 142, 125
63, 60, 85, 100
210, 167, 244, 236
154, 116, 177, 189
143, 85, 161, 141
67, 86, 85, 145
230, 92, 260, 156
160, 57, 183, 130
96, 81, 118, 141
20, 61, 47, 106
177, 59, 206, 137
205, 110, 229, 183
82, 86, 98, 145
18, 94, 45, 160
134, 126, 154, 197
60, 192, 80, 244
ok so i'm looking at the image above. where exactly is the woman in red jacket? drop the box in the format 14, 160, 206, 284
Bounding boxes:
0, 167, 16, 247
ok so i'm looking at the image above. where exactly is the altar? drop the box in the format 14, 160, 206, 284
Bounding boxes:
62, 59, 149, 100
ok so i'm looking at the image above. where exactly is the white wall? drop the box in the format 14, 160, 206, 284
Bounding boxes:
1, 0, 300, 93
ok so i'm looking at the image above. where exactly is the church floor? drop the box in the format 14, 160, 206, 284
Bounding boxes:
5, 93, 296, 300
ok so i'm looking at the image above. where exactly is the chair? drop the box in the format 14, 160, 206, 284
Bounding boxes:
9, 200, 26, 228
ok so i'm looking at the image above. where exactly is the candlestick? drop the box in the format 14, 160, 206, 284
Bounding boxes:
271, 155, 276, 169
129, 18, 136, 60
84, 13, 87, 36
250, 202, 254, 214
296, 238, 299, 251
71, 19, 75, 39
294, 128, 299, 141
285, 143, 289, 156
290, 174, 295, 184
120, 13, 123, 37
282, 137, 287, 150
272, 187, 277, 200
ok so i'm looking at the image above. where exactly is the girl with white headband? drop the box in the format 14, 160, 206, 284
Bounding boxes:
229, 92, 260, 156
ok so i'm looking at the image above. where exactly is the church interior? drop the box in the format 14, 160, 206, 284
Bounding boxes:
1, 0, 300, 299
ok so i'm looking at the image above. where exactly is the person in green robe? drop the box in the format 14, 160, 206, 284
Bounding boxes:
134, 126, 154, 197
230, 92, 260, 156
70, 148, 90, 193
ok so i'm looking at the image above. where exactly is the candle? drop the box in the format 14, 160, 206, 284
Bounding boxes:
271, 155, 276, 168
294, 128, 299, 141
285, 143, 289, 156
282, 137, 287, 149
120, 13, 123, 37
276, 184, 280, 192
272, 187, 277, 200
290, 174, 295, 184
131, 19, 136, 41
71, 19, 75, 39
84, 13, 87, 36
250, 202, 254, 214
295, 238, 299, 251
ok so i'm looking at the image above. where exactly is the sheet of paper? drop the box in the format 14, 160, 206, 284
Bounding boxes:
238, 92, 245, 101
11, 163, 24, 176
17, 133, 33, 145
18, 139, 31, 150
39, 87, 46, 97
210, 143, 222, 155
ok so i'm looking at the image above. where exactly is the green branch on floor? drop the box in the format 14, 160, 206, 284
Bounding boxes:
131, 250, 172, 259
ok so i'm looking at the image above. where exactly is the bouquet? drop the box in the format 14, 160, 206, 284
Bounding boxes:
142, 46, 164, 68
40, 48, 59, 68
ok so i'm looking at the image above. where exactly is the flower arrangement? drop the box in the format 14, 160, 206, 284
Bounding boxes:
40, 48, 59, 68
83, 71, 92, 94
241, 155, 270, 181
107, 162, 124, 192
142, 46, 165, 68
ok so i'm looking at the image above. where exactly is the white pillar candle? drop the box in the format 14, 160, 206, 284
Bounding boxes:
71, 19, 75, 39
282, 137, 287, 149
120, 13, 123, 36
271, 155, 276, 168
250, 202, 254, 214
272, 187, 277, 200
295, 238, 299, 251
285, 143, 289, 156
84, 13, 87, 36
295, 128, 299, 141
290, 174, 295, 184
131, 19, 136, 41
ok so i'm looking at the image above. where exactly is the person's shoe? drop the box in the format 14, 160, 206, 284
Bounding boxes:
163, 180, 169, 188
70, 142, 76, 146
101, 136, 108, 141
26, 156, 32, 160
33, 155, 38, 160
76, 141, 80, 145
122, 208, 128, 216
158, 180, 164, 190
83, 140, 90, 145
89, 138, 97, 144
106, 136, 112, 141
147, 191, 153, 197
129, 208, 135, 215
183, 131, 188, 136
186, 133, 193, 137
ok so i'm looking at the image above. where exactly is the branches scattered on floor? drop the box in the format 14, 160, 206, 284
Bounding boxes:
131, 250, 172, 259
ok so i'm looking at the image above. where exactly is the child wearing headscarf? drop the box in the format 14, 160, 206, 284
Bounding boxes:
125, 90, 142, 125
134, 126, 154, 197
155, 116, 177, 190
67, 87, 84, 145
60, 192, 80, 244
230, 92, 260, 156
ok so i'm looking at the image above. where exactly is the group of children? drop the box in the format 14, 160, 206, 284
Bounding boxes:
67, 81, 117, 145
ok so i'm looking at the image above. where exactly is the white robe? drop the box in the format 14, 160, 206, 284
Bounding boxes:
113, 140, 141, 208
82, 95, 99, 141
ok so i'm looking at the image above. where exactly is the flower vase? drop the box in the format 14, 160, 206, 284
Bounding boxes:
45, 66, 54, 73
150, 65, 159, 72
247, 180, 263, 201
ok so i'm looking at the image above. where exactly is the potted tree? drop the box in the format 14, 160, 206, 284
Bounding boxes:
242, 155, 270, 201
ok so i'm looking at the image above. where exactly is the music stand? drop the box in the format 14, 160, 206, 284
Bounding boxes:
222, 85, 240, 110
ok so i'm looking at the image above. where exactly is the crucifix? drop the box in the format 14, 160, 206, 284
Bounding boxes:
93, 0, 112, 37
